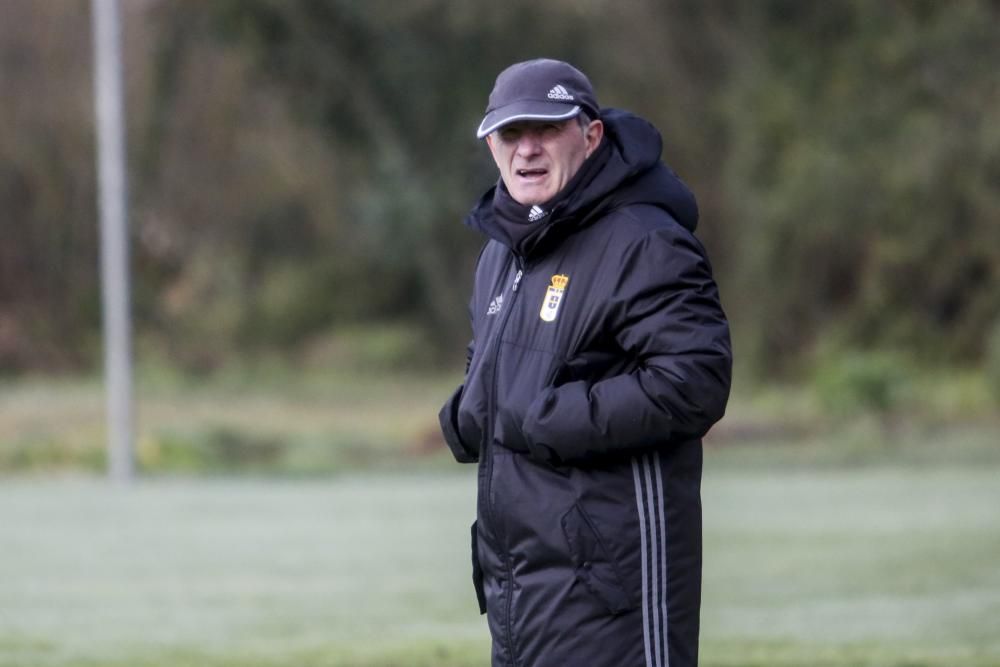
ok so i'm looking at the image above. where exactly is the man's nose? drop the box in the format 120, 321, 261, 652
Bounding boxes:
515, 132, 543, 156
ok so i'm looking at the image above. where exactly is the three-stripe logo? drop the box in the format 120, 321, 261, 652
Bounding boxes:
632, 451, 671, 667
547, 84, 574, 101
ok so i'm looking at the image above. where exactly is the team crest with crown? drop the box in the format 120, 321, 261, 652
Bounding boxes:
540, 274, 569, 322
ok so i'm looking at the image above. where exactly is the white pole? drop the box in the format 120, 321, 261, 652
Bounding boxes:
92, 0, 134, 483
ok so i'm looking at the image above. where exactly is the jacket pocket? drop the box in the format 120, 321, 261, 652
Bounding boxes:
494, 341, 560, 455
471, 521, 487, 615
560, 503, 635, 615
551, 349, 631, 388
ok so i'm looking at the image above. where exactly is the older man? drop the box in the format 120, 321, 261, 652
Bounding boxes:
440, 58, 732, 667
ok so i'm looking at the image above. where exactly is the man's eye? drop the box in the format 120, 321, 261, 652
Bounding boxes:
500, 130, 520, 142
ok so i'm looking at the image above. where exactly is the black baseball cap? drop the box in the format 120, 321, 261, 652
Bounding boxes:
476, 59, 600, 139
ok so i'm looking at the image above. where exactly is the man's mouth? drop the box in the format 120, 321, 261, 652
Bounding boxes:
516, 168, 548, 179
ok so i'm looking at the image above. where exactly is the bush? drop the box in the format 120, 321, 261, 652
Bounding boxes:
813, 351, 911, 417
138, 428, 289, 474
987, 319, 1000, 402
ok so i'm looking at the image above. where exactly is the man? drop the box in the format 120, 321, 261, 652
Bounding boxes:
439, 58, 732, 667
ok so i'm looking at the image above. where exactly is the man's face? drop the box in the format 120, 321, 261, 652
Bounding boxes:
486, 118, 604, 207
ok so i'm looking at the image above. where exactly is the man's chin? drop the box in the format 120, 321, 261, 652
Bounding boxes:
510, 187, 553, 207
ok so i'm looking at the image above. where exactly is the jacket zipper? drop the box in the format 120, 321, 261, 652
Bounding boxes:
480, 255, 523, 665
480, 259, 523, 525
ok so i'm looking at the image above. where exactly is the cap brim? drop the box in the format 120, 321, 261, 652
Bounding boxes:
476, 102, 581, 139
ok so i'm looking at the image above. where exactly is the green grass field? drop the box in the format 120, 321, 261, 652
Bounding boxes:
2, 374, 999, 665
2, 467, 998, 667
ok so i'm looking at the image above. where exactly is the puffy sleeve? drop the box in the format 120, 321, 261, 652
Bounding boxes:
439, 338, 478, 463
521, 222, 732, 465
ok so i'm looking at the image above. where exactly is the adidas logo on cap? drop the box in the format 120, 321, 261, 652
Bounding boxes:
547, 85, 573, 101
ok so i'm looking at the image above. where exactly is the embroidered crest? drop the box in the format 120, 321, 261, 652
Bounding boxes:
540, 274, 569, 322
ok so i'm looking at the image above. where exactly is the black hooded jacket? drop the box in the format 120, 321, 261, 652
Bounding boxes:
440, 109, 732, 667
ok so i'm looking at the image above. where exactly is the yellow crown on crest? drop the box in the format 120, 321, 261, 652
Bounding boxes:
550, 274, 569, 290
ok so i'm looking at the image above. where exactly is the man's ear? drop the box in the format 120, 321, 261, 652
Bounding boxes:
584, 120, 604, 158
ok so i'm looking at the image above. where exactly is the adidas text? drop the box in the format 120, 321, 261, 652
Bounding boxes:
547, 85, 573, 101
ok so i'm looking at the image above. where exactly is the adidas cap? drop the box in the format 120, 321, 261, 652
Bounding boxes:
476, 59, 600, 139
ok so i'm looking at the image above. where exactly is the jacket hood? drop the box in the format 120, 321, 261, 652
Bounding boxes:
465, 108, 699, 258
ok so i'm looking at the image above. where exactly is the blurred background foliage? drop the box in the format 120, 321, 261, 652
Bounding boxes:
1, 0, 999, 387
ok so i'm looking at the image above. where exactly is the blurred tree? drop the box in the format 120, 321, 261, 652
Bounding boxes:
1, 0, 997, 378
203, 0, 601, 355
132, 3, 352, 370
0, 0, 97, 371
722, 0, 1000, 374
201, 0, 742, 365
